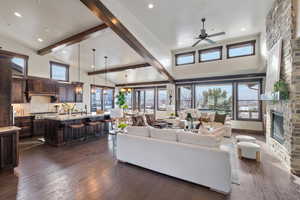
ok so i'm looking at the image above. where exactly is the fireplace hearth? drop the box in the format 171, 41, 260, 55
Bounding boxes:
271, 111, 284, 144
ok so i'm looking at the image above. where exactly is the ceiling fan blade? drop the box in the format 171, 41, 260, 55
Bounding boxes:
205, 38, 216, 44
207, 32, 225, 38
192, 39, 202, 47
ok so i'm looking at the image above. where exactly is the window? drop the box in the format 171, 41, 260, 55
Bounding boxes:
199, 46, 222, 62
175, 51, 195, 66
177, 85, 192, 110
91, 86, 102, 112
157, 88, 167, 111
237, 81, 261, 120
50, 61, 69, 81
125, 92, 132, 109
0, 50, 28, 77
135, 89, 154, 113
90, 85, 114, 112
103, 89, 114, 110
227, 40, 256, 58
195, 83, 233, 117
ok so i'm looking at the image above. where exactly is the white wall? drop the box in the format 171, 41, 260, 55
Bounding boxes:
0, 34, 114, 113
172, 34, 265, 80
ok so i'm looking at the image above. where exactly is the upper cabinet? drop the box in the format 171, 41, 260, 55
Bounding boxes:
27, 77, 57, 96
12, 78, 26, 103
57, 82, 83, 103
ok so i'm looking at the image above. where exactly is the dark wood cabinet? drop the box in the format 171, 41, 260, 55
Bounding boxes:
12, 78, 25, 103
14, 116, 34, 138
0, 129, 19, 170
0, 57, 12, 127
57, 83, 83, 103
33, 119, 47, 136
27, 77, 57, 95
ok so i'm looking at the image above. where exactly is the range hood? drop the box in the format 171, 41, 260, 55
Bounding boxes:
25, 76, 58, 102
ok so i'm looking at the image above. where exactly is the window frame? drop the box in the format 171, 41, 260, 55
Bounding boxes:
0, 49, 28, 77
175, 51, 196, 66
50, 61, 69, 82
176, 84, 193, 111
90, 84, 115, 112
157, 87, 168, 111
226, 40, 256, 59
236, 80, 262, 121
194, 82, 234, 117
198, 46, 223, 63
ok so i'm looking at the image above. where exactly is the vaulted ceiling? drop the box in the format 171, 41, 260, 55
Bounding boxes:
0, 0, 274, 85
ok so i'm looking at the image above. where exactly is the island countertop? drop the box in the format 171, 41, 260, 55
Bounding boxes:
43, 113, 109, 121
0, 126, 21, 135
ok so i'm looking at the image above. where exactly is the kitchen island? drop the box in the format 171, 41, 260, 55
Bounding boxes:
44, 113, 110, 146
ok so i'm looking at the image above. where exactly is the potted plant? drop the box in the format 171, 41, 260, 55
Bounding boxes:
118, 122, 128, 131
273, 79, 289, 100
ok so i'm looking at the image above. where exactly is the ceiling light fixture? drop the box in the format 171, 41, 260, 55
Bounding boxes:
103, 56, 108, 95
14, 12, 22, 18
37, 38, 43, 42
241, 28, 246, 32
148, 3, 154, 9
91, 49, 96, 94
75, 44, 83, 95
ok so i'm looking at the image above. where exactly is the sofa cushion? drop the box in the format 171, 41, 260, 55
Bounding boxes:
178, 132, 221, 148
150, 128, 178, 142
127, 126, 150, 137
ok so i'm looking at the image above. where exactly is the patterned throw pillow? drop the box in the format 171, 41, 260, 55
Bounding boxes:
214, 113, 227, 124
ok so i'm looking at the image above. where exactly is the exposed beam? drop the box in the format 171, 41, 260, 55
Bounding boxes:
80, 0, 174, 82
116, 80, 170, 87
37, 23, 108, 55
88, 63, 151, 75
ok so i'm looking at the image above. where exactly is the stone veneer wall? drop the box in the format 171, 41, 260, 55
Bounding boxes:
265, 0, 300, 175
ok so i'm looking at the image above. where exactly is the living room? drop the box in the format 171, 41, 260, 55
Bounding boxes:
0, 0, 300, 200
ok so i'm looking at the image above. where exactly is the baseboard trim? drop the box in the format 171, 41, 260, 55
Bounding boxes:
232, 128, 264, 135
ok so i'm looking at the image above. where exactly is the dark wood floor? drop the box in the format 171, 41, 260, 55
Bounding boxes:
0, 133, 300, 200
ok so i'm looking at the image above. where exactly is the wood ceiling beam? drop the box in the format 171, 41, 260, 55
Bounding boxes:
80, 0, 175, 83
88, 63, 151, 75
37, 23, 108, 55
116, 80, 170, 87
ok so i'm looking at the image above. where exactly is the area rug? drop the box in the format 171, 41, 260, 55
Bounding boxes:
220, 138, 240, 185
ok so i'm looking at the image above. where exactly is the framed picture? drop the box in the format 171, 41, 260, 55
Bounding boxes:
265, 39, 282, 96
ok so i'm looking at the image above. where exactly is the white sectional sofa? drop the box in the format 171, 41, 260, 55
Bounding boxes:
117, 126, 232, 194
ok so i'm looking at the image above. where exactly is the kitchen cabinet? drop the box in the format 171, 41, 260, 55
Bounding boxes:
27, 77, 57, 96
12, 78, 25, 103
57, 83, 83, 103
0, 127, 20, 170
14, 116, 34, 138
33, 119, 47, 136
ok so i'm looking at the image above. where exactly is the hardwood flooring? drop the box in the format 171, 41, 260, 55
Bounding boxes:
0, 133, 299, 200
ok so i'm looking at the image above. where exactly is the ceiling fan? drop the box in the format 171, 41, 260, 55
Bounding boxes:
192, 18, 225, 47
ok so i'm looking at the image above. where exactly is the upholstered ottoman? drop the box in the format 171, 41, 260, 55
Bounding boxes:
236, 135, 256, 143
237, 142, 261, 162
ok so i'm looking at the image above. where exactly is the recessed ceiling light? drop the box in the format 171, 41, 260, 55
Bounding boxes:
241, 28, 246, 32
37, 38, 43, 42
91, 65, 95, 69
62, 50, 67, 54
14, 12, 22, 18
148, 3, 154, 9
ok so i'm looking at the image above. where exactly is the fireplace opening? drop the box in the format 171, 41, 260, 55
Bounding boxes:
271, 111, 284, 144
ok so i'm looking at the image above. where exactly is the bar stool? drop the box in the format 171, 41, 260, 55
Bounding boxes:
68, 123, 85, 142
86, 121, 102, 138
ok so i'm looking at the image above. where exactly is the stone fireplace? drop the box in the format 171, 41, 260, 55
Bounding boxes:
265, 0, 300, 175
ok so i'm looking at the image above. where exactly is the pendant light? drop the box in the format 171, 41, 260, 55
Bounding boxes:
75, 44, 83, 94
91, 48, 96, 94
103, 56, 108, 95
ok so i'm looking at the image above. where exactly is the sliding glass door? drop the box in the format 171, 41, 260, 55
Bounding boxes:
135, 89, 155, 113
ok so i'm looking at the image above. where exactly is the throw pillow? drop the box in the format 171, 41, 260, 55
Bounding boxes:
214, 113, 227, 124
